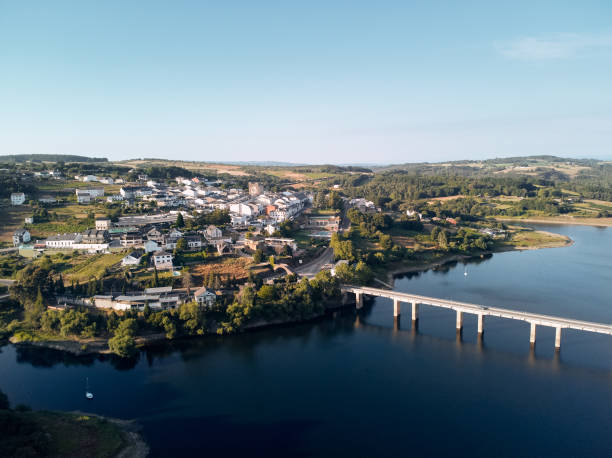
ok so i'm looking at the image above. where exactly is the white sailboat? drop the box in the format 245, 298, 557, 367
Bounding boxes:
85, 377, 94, 400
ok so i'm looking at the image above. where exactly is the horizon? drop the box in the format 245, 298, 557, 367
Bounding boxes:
1, 1, 611, 162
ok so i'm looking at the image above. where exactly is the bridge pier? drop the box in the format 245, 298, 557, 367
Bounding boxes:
555, 327, 562, 350
477, 313, 484, 336
393, 298, 400, 317
456, 310, 463, 333
411, 301, 419, 321
530, 323, 536, 348
356, 292, 363, 310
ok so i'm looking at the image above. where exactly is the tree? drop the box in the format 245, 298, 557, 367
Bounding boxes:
257, 284, 276, 303
174, 237, 187, 255
268, 255, 275, 267
182, 271, 193, 294
108, 318, 137, 357
25, 287, 45, 325
379, 234, 393, 251
253, 249, 264, 264
438, 230, 448, 250
333, 262, 355, 283
175, 212, 185, 228
152, 266, 159, 287
354, 261, 373, 285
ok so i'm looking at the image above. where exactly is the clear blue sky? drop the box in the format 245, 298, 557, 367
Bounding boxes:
1, 1, 611, 164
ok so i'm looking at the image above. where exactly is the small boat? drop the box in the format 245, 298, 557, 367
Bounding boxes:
464, 269, 468, 277
85, 378, 94, 400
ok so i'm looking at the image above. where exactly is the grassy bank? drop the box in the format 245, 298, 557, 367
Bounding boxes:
0, 410, 143, 457
495, 216, 612, 227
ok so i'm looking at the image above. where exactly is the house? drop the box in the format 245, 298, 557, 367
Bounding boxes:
184, 235, 203, 250
13, 229, 31, 247
95, 219, 112, 230
205, 225, 222, 240
168, 228, 183, 238
82, 175, 99, 182
265, 237, 297, 254
146, 227, 164, 243
144, 240, 159, 253
153, 250, 173, 270
75, 190, 91, 203
193, 286, 216, 307
81, 229, 109, 244
45, 233, 82, 249
122, 250, 144, 266
24, 216, 34, 224
11, 192, 25, 205
120, 231, 144, 247
86, 188, 105, 198
120, 186, 152, 198
38, 195, 57, 204
99, 177, 114, 184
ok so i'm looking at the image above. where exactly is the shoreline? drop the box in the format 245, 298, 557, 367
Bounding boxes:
385, 230, 572, 285
68, 411, 149, 458
495, 216, 612, 227
7, 231, 573, 357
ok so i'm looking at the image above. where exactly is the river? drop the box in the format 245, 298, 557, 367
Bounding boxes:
1, 224, 611, 457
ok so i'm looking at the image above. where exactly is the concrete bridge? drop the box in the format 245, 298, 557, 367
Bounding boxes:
341, 285, 612, 351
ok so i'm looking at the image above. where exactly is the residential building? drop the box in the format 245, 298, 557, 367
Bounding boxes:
144, 240, 159, 253
38, 195, 57, 204
265, 237, 297, 254
13, 229, 31, 247
153, 250, 173, 270
120, 231, 144, 247
45, 233, 82, 249
11, 192, 25, 205
75, 190, 91, 203
205, 225, 222, 240
193, 286, 217, 307
121, 250, 144, 266
95, 219, 112, 230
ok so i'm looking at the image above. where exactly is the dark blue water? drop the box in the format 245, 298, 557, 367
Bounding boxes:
1, 224, 611, 457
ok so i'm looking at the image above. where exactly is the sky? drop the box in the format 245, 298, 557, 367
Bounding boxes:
1, 1, 611, 164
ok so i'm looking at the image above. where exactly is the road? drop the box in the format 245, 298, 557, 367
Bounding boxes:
0, 279, 16, 287
294, 247, 334, 278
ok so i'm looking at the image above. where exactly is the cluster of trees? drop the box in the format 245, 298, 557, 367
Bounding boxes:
0, 173, 38, 198
344, 172, 545, 207
219, 271, 339, 334
313, 190, 343, 210
193, 209, 231, 228
332, 261, 373, 285
127, 165, 195, 181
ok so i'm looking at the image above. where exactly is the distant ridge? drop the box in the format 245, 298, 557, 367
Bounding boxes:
0, 154, 108, 163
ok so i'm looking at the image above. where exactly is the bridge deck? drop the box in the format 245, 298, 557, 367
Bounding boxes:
341, 286, 612, 335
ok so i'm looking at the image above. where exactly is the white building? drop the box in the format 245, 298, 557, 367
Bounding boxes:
193, 286, 216, 307
205, 225, 222, 240
13, 229, 31, 247
122, 251, 144, 266
45, 233, 82, 249
76, 190, 91, 203
95, 219, 112, 230
11, 192, 25, 205
153, 251, 173, 270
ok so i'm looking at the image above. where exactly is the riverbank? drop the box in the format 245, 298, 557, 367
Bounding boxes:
0, 409, 148, 457
495, 216, 612, 227
383, 229, 572, 285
